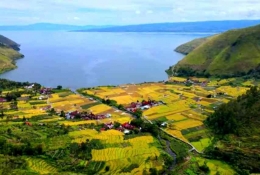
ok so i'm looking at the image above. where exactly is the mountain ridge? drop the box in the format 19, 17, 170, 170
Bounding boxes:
167, 24, 260, 77
0, 23, 115, 31
75, 20, 260, 32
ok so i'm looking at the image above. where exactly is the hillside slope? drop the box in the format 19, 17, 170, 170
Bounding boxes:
0, 35, 20, 51
167, 25, 260, 77
174, 36, 215, 55
0, 35, 23, 73
205, 87, 260, 173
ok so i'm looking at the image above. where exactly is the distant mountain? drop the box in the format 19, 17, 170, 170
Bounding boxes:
75, 20, 260, 33
0, 35, 23, 74
0, 23, 114, 31
166, 24, 260, 77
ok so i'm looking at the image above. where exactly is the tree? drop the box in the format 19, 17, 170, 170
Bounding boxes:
60, 110, 65, 117
113, 122, 121, 129
57, 85, 62, 90
7, 128, 12, 135
131, 118, 144, 127
118, 104, 124, 110
133, 109, 143, 118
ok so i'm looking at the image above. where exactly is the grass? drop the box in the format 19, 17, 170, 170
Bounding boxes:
191, 137, 212, 152
170, 25, 260, 76
196, 157, 236, 175
0, 46, 23, 73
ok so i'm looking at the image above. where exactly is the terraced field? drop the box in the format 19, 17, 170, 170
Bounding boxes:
26, 158, 57, 174
83, 78, 252, 152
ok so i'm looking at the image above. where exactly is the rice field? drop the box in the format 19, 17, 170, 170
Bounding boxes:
26, 158, 57, 174
196, 157, 236, 175
88, 104, 112, 114
81, 79, 246, 150
191, 138, 212, 152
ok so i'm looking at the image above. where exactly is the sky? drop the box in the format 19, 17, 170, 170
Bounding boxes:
1, 0, 260, 25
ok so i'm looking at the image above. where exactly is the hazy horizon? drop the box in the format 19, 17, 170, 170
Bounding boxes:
1, 0, 260, 25
1, 19, 260, 27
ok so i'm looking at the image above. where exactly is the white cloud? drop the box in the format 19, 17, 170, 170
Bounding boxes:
135, 10, 141, 14
0, 0, 260, 25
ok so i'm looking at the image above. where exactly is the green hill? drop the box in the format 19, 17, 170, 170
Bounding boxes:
0, 35, 23, 74
0, 34, 20, 51
167, 25, 260, 77
174, 36, 215, 55
205, 87, 260, 174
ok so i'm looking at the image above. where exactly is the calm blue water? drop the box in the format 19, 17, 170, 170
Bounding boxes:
0, 31, 211, 89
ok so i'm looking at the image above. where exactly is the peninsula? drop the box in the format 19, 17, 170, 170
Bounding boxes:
0, 35, 24, 74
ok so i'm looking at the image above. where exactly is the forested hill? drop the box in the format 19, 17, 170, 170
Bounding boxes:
205, 87, 260, 173
0, 35, 23, 74
167, 24, 260, 77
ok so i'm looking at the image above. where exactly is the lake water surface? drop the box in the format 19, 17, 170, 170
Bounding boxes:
0, 31, 211, 89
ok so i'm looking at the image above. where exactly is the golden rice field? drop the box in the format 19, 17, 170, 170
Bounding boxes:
92, 139, 159, 161
169, 77, 187, 82
67, 129, 163, 174
216, 86, 249, 97
164, 129, 189, 142
110, 95, 139, 105
88, 104, 112, 114
60, 120, 97, 126
172, 119, 203, 130
165, 113, 187, 121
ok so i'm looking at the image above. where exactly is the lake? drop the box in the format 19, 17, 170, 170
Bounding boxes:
0, 31, 211, 89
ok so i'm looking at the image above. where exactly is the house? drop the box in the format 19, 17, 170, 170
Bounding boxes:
140, 105, 150, 110
39, 96, 48, 100
105, 122, 114, 129
124, 129, 131, 134
100, 128, 106, 131
25, 121, 32, 126
0, 98, 7, 103
41, 105, 51, 111
161, 122, 168, 127
40, 88, 52, 95
105, 114, 112, 118
122, 122, 135, 130
25, 84, 35, 89
66, 111, 80, 119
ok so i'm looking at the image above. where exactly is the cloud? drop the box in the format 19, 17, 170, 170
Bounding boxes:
0, 0, 260, 25
135, 10, 141, 14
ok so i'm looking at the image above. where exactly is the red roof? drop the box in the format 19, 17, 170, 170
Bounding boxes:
25, 122, 32, 126
0, 98, 7, 102
70, 111, 79, 116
